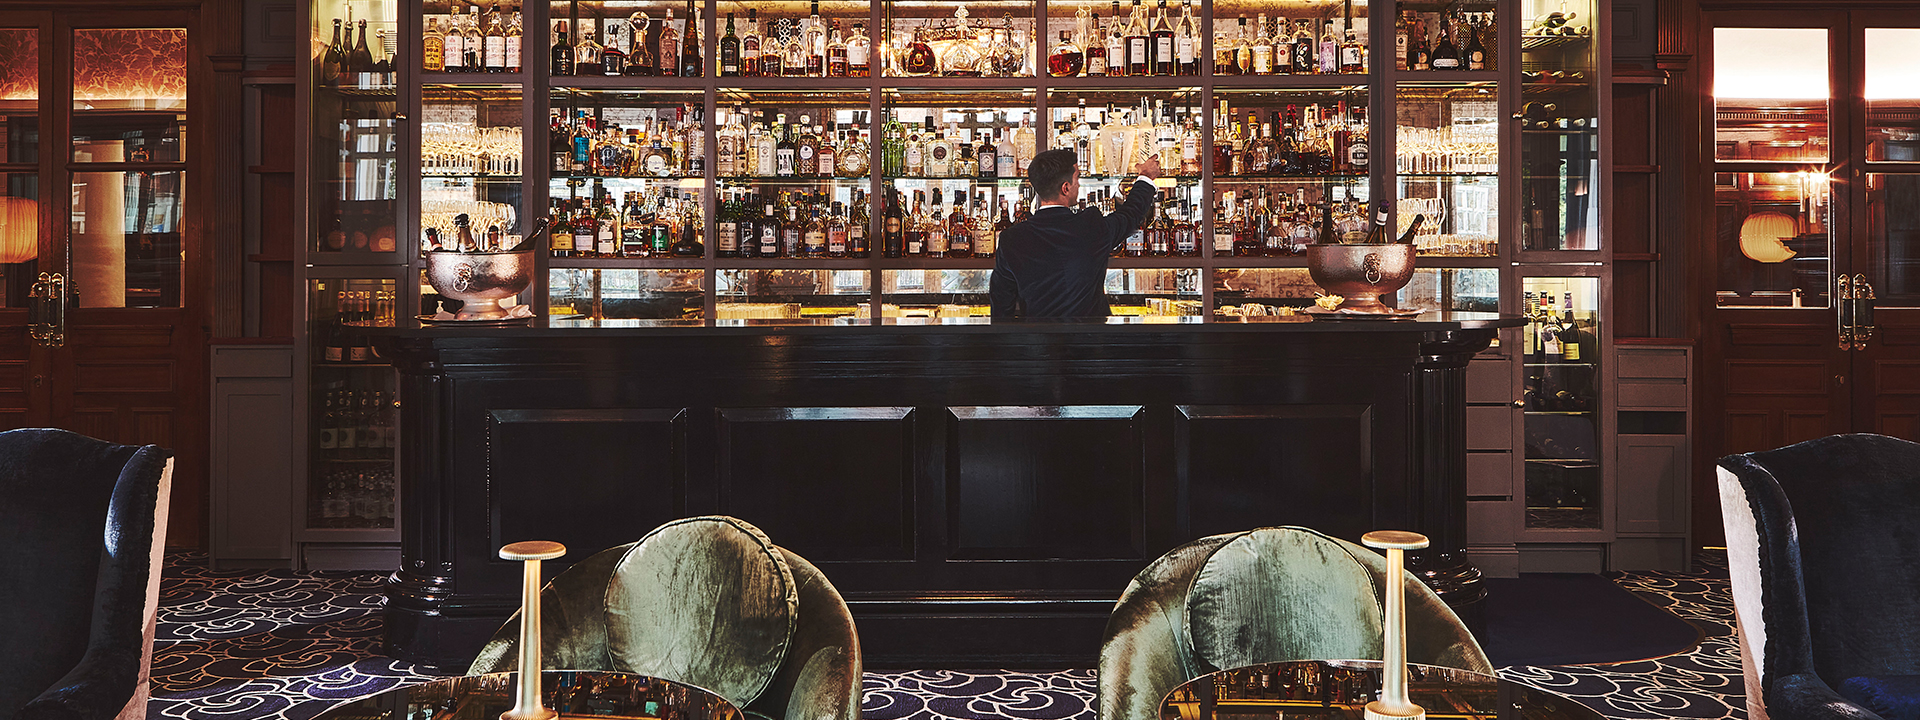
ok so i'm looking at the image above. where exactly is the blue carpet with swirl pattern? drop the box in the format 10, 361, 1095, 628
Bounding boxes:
148, 552, 1740, 720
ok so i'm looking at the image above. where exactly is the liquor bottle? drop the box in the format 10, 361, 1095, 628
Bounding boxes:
781, 199, 804, 256
1150, 0, 1174, 76
1106, 2, 1128, 77
904, 27, 936, 76
984, 198, 1010, 258
774, 122, 797, 176
803, 198, 829, 257
1249, 14, 1273, 75
926, 191, 948, 258
904, 191, 927, 256
758, 197, 782, 257
1408, 17, 1430, 70
600, 18, 628, 75
685, 105, 706, 175
971, 193, 997, 257
324, 18, 347, 84
754, 113, 778, 175
904, 120, 926, 175
484, 8, 507, 72
594, 196, 619, 256
1430, 14, 1461, 69
1347, 105, 1369, 172
1084, 15, 1108, 76
1013, 112, 1037, 175
574, 18, 603, 75
629, 192, 655, 257
848, 22, 872, 77
850, 192, 871, 257
1561, 292, 1582, 361
1465, 16, 1489, 70
463, 6, 484, 71
423, 18, 446, 72
1396, 12, 1412, 70
681, 0, 702, 77
564, 199, 594, 257
805, 2, 827, 77
1125, 0, 1149, 76
741, 9, 762, 76
1211, 199, 1233, 256
626, 12, 655, 76
842, 120, 871, 176
552, 21, 573, 75
947, 191, 973, 258
1269, 15, 1291, 73
720, 13, 741, 76
1522, 291, 1539, 363
1292, 20, 1316, 74
1340, 20, 1364, 73
926, 121, 954, 178
781, 21, 805, 77
884, 190, 905, 257
506, 6, 523, 73
1540, 295, 1563, 359
1318, 19, 1337, 74
1177, 0, 1200, 75
796, 117, 819, 176
1174, 201, 1198, 256
671, 192, 703, 257
827, 25, 849, 77
1050, 31, 1085, 77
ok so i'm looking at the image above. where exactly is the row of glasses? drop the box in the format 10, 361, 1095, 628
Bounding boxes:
421, 186, 519, 245
1396, 125, 1499, 174
422, 125, 524, 176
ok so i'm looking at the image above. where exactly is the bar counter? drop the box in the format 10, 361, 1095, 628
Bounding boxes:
376, 312, 1520, 671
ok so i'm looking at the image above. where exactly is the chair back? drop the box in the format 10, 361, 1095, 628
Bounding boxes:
470, 516, 861, 720
0, 428, 172, 719
1719, 433, 1920, 688
1098, 526, 1489, 720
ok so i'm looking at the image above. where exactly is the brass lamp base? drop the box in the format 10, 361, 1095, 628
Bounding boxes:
1364, 701, 1427, 720
500, 541, 566, 720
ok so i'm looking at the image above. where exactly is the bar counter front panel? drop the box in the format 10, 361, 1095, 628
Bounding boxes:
380, 315, 1513, 670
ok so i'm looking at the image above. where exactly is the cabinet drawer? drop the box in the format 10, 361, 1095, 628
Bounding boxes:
1467, 358, 1514, 403
1466, 452, 1513, 496
1466, 406, 1513, 450
1619, 379, 1688, 409
1618, 348, 1689, 379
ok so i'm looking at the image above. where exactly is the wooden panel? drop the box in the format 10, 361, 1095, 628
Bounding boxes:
488, 408, 689, 558
1723, 411, 1774, 456
1175, 404, 1375, 541
719, 407, 914, 561
1725, 360, 1829, 395
69, 325, 175, 348
1877, 361, 1920, 394
1466, 359, 1513, 403
1616, 435, 1687, 535
1727, 324, 1830, 347
1876, 413, 1919, 443
73, 360, 176, 394
1617, 348, 1689, 378
1619, 379, 1688, 409
132, 408, 177, 449
1786, 413, 1833, 446
0, 360, 28, 394
1463, 498, 1514, 546
1466, 405, 1512, 450
211, 380, 294, 561
66, 409, 117, 444
949, 406, 1145, 560
0, 409, 31, 431
1465, 452, 1512, 497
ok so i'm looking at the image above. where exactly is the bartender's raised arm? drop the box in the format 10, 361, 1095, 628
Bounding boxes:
1101, 156, 1161, 247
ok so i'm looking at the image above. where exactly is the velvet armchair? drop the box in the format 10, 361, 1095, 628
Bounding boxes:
0, 428, 174, 720
469, 516, 861, 720
1719, 433, 1920, 720
1096, 526, 1491, 720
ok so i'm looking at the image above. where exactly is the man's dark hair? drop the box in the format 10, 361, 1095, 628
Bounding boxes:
1028, 149, 1078, 202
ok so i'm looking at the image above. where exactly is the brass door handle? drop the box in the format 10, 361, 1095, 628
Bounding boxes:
1852, 275, 1875, 350
28, 272, 65, 348
1837, 275, 1854, 350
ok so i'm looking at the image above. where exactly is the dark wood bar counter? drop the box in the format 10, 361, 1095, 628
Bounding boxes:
377, 313, 1519, 671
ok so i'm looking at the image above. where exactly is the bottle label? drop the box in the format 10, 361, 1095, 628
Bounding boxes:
1129, 37, 1147, 63
848, 43, 868, 67
1349, 141, 1369, 167
719, 222, 737, 250
1156, 37, 1173, 63
646, 154, 669, 175
980, 153, 996, 174
998, 155, 1015, 177
776, 149, 795, 175
1341, 46, 1361, 66
886, 217, 902, 235
505, 37, 521, 68
553, 231, 574, 251
486, 37, 506, 67
928, 229, 946, 252
806, 230, 827, 251
1089, 54, 1107, 74
1176, 36, 1194, 63
445, 38, 463, 69
1214, 230, 1234, 252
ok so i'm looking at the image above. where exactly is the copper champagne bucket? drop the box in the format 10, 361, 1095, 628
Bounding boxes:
1305, 243, 1417, 313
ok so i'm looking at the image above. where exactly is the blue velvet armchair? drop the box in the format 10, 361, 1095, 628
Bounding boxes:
0, 429, 174, 720
1718, 433, 1920, 720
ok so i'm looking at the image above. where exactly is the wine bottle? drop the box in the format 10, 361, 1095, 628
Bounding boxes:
1397, 214, 1426, 243
1361, 201, 1390, 243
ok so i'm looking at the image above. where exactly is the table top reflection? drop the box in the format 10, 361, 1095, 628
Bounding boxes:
311, 671, 742, 720
1161, 660, 1602, 720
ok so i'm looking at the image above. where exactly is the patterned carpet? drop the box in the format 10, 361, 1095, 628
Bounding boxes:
149, 553, 1742, 720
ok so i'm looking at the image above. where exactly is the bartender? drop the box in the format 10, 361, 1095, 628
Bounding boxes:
988, 149, 1160, 320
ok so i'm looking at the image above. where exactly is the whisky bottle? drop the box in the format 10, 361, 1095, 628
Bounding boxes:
926, 191, 949, 258
1292, 20, 1315, 74
884, 190, 905, 257
1106, 2, 1127, 76
1465, 17, 1489, 70
972, 193, 998, 257
947, 191, 973, 258
483, 8, 507, 72
505, 6, 523, 73
599, 19, 627, 75
905, 191, 928, 255
574, 18, 603, 75
1176, 0, 1200, 75
1250, 14, 1273, 75
741, 9, 762, 76
904, 26, 937, 76
551, 21, 572, 75
463, 6, 483, 71
595, 196, 619, 256
635, 11, 662, 76
720, 13, 741, 76
850, 193, 871, 257
1318, 19, 1337, 74
804, 198, 829, 257
1049, 31, 1085, 77
827, 25, 849, 77
670, 192, 703, 257
680, 1, 702, 77
1150, 0, 1174, 76
1340, 20, 1364, 73
848, 22, 872, 77
1212, 199, 1234, 256
423, 18, 445, 72
1430, 14, 1461, 69
1085, 15, 1109, 76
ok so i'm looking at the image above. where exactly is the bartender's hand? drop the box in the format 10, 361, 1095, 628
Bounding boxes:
1136, 155, 1162, 181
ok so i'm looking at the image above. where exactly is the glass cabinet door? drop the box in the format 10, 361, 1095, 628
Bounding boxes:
312, 0, 400, 257
1521, 274, 1602, 532
1518, 0, 1599, 252
306, 276, 399, 532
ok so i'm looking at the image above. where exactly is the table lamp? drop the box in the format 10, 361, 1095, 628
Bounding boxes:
500, 540, 566, 720
1362, 530, 1429, 720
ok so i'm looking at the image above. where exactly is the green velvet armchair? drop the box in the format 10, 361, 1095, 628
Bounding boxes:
1097, 526, 1491, 720
469, 516, 862, 720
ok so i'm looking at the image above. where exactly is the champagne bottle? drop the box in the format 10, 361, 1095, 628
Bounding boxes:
1397, 214, 1426, 243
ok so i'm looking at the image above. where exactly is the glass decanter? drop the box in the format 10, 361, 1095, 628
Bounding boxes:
939, 6, 986, 77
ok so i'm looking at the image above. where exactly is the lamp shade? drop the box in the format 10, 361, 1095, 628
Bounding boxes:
1739, 211, 1799, 264
0, 196, 37, 265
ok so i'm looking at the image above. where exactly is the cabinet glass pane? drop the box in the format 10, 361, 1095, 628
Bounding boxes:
307, 277, 398, 531
882, 89, 1035, 259
0, 29, 37, 163
1392, 1, 1493, 73
1107, 267, 1201, 316
1213, 87, 1368, 258
714, 0, 865, 79
546, 1, 703, 78
1522, 275, 1599, 530
1866, 29, 1920, 162
1212, 266, 1315, 316
1397, 83, 1497, 257
880, 268, 991, 320
549, 268, 705, 320
715, 268, 868, 321
1396, 267, 1498, 312
71, 29, 188, 163
0, 173, 37, 308
314, 1, 399, 256
422, 84, 524, 254
1714, 171, 1831, 308
1713, 28, 1828, 163
71, 171, 184, 307
1518, 2, 1598, 252
886, 0, 1035, 77
1867, 174, 1920, 307
421, 1, 526, 75
712, 89, 871, 259
1045, 0, 1219, 79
